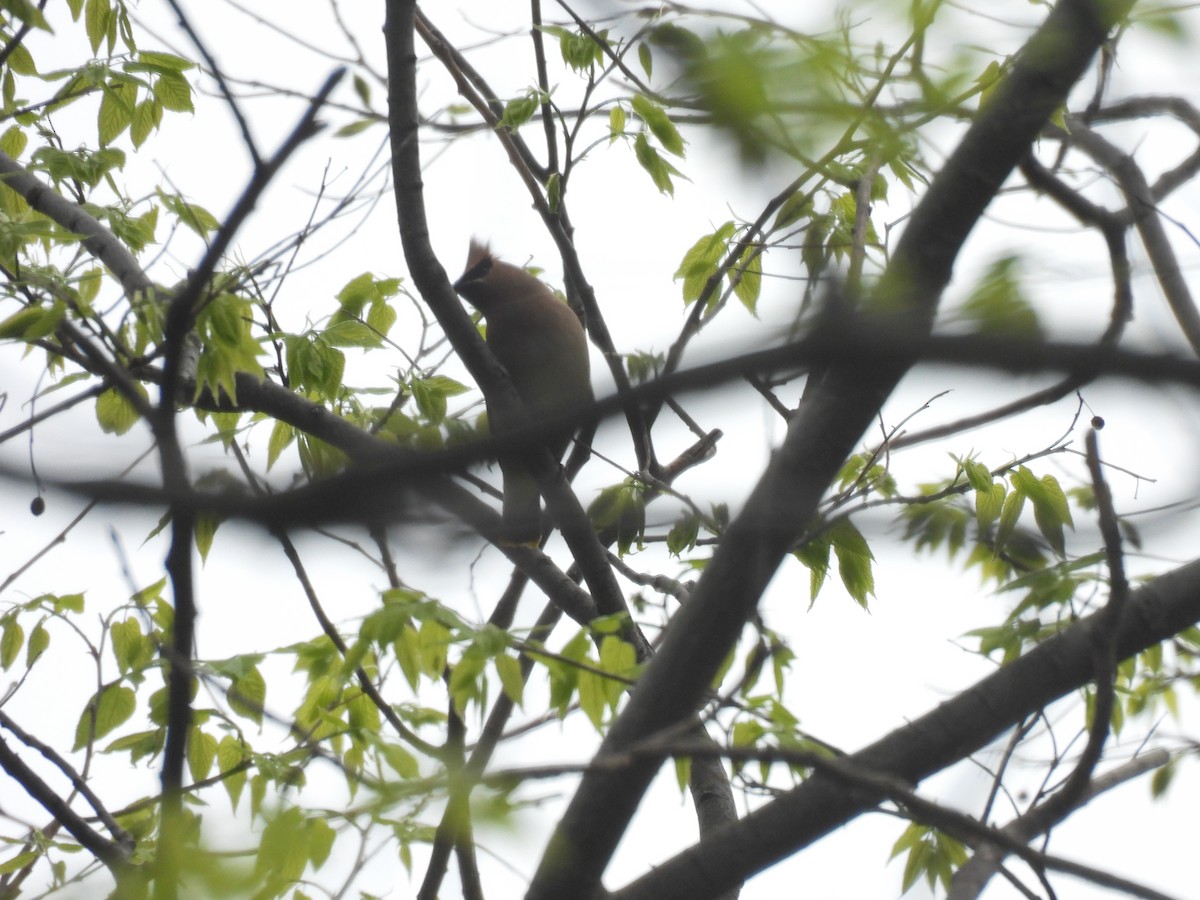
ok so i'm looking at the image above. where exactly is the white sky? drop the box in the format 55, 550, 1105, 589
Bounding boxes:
2, 1, 1200, 898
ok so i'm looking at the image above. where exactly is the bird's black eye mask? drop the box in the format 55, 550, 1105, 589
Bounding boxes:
454, 256, 493, 291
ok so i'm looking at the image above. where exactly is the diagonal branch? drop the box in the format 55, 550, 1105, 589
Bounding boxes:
947, 750, 1170, 899
0, 711, 133, 853
1058, 117, 1200, 357
385, 0, 633, 633
152, 68, 345, 898
416, 5, 657, 473
0, 732, 130, 873
0, 151, 157, 301
610, 555, 1200, 900
524, 2, 1135, 896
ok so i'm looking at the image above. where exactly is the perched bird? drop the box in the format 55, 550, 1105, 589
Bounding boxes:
453, 240, 593, 543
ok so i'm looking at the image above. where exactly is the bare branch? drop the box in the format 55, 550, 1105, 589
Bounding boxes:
0, 733, 129, 873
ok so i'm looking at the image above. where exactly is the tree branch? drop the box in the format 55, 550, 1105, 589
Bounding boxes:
0, 733, 129, 873
385, 1, 633, 634
610, 556, 1200, 900
524, 2, 1134, 896
947, 749, 1171, 899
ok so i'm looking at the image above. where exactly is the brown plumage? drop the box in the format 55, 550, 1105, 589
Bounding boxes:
453, 240, 592, 543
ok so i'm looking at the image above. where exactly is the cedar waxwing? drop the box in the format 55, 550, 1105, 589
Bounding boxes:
453, 240, 593, 543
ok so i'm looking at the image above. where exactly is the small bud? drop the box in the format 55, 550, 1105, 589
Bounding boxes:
30, 496, 45, 516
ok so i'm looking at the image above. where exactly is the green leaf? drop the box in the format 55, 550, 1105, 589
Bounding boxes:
731, 244, 761, 313
633, 132, 684, 196
217, 735, 248, 807
322, 317, 380, 348
74, 684, 137, 750
315, 343, 346, 400
448, 651, 486, 714
411, 375, 447, 424
361, 602, 412, 646
598, 635, 637, 705
55, 592, 86, 613
380, 742, 418, 779
95, 385, 146, 435
0, 305, 51, 340
32, 146, 127, 188
187, 727, 217, 782
587, 480, 646, 555
104, 729, 162, 763
78, 267, 103, 305
0, 125, 27, 160
334, 117, 377, 138
0, 850, 39, 875
85, 0, 111, 54
994, 488, 1026, 557
152, 70, 193, 112
352, 72, 372, 107
975, 59, 1006, 110
960, 256, 1041, 337
731, 719, 765, 750
890, 822, 968, 892
419, 619, 450, 680
830, 518, 875, 607
494, 654, 524, 707
666, 513, 700, 557
5, 40, 36, 76
202, 296, 249, 348
110, 618, 145, 674
156, 189, 220, 236
98, 81, 134, 145
336, 271, 382, 314
267, 419, 295, 470
366, 298, 397, 337
194, 513, 219, 562
130, 98, 162, 147
547, 25, 603, 71
307, 818, 336, 870
632, 94, 685, 156
976, 482, 1005, 531
1150, 758, 1176, 797
577, 666, 606, 729
1011, 467, 1072, 556
774, 189, 813, 229
228, 665, 266, 725
673, 221, 736, 303
0, 618, 23, 670
25, 621, 48, 667
961, 459, 992, 492
794, 534, 831, 603
638, 42, 653, 78
256, 807, 309, 882
500, 91, 540, 131
136, 50, 194, 72
285, 334, 347, 401
609, 105, 626, 142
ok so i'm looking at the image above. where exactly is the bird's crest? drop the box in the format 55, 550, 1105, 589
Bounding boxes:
457, 239, 494, 287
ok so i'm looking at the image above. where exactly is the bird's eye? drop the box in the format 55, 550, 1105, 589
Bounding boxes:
461, 257, 492, 284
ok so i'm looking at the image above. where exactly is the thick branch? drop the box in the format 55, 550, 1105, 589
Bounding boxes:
611, 557, 1200, 900
524, 2, 1134, 896
0, 151, 156, 300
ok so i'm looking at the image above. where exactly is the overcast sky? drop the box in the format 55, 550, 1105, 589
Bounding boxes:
3, 2, 1200, 897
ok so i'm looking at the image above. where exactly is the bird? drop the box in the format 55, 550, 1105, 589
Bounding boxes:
453, 240, 593, 543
